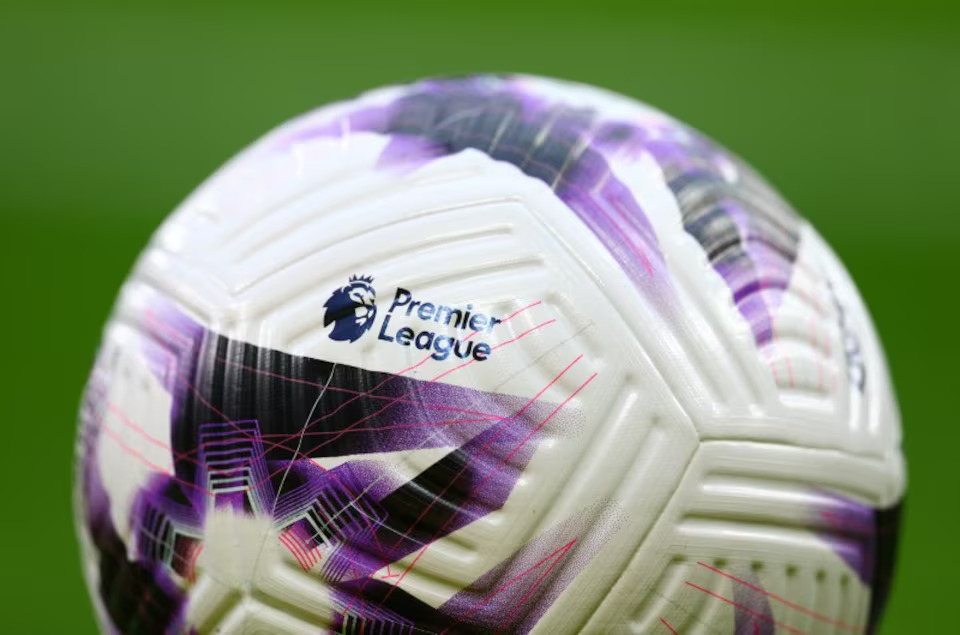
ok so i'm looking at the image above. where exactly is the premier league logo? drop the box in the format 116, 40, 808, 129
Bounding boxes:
323, 275, 377, 342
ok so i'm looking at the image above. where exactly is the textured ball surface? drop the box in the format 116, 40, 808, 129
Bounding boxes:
75, 75, 904, 634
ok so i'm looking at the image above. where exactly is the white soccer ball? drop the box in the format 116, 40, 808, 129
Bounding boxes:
75, 74, 904, 634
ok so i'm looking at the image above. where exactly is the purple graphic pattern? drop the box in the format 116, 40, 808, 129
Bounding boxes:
812, 491, 902, 633
731, 568, 775, 635
77, 296, 604, 634
287, 75, 800, 344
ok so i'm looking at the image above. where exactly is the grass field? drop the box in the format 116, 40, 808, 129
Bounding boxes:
1, 2, 957, 632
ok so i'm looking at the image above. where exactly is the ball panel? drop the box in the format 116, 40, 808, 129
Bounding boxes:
75, 74, 903, 634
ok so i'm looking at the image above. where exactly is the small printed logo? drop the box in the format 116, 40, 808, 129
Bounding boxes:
323, 275, 377, 342
324, 274, 502, 361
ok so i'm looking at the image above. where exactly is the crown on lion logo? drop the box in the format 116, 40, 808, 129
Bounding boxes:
323, 274, 378, 343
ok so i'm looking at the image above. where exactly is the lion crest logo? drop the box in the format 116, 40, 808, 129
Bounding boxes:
323, 275, 377, 342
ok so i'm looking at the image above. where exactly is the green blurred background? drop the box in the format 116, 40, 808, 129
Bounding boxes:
1, 0, 957, 631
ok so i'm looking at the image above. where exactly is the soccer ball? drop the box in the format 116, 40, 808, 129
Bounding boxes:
75, 75, 904, 634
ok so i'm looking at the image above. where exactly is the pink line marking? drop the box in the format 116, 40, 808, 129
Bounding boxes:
684, 581, 806, 635
127, 318, 396, 625
659, 617, 679, 634
186, 543, 204, 582
259, 416, 501, 439
169, 348, 430, 465
218, 356, 509, 421
146, 303, 538, 480
141, 356, 398, 580
493, 540, 577, 595
109, 402, 370, 507
100, 425, 177, 481
497, 539, 577, 629
141, 297, 567, 622
439, 539, 578, 634
491, 319, 557, 350
140, 296, 543, 489
561, 170, 657, 279
278, 531, 311, 570
292, 299, 543, 447
111, 396, 492, 487
502, 370, 597, 464
143, 308, 193, 347
256, 307, 553, 488
381, 365, 596, 603
609, 195, 654, 276
504, 300, 543, 320
258, 301, 545, 462
696, 561, 861, 632
107, 403, 175, 453
391, 355, 585, 555
137, 296, 551, 622
432, 318, 556, 382
343, 355, 590, 618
